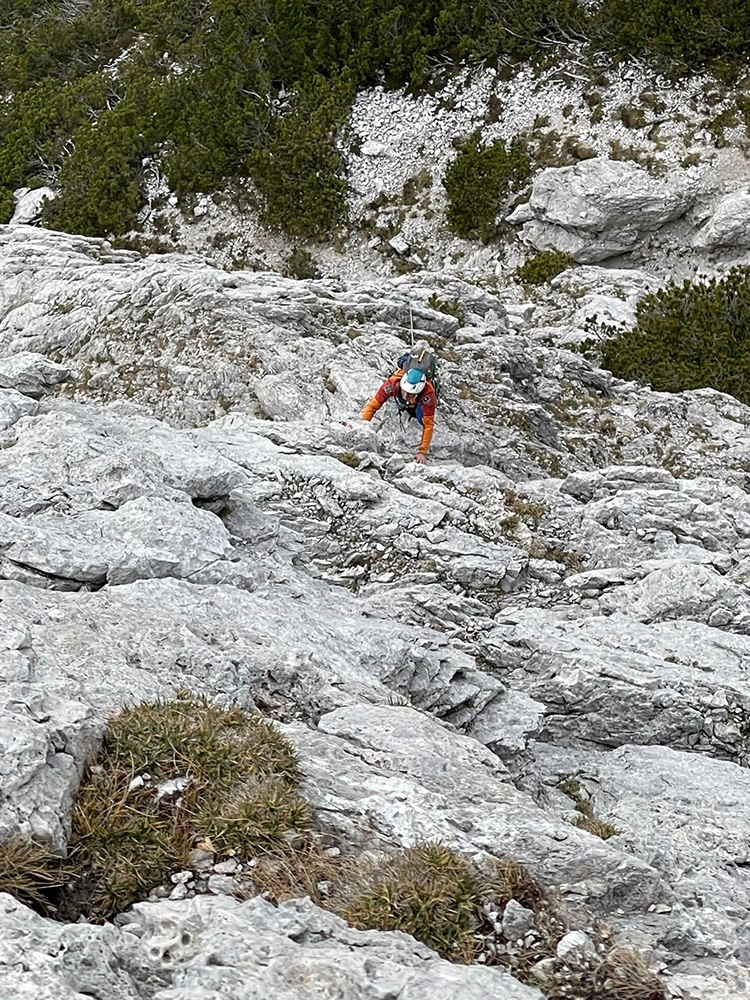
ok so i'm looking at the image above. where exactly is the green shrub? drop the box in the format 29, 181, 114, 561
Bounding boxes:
443, 134, 531, 242
43, 102, 152, 236
592, 0, 750, 79
515, 251, 576, 285
600, 267, 750, 404
247, 79, 350, 239
61, 693, 311, 920
0, 189, 13, 223
2, 0, 748, 240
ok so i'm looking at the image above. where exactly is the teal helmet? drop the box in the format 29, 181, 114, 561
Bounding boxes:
400, 368, 426, 394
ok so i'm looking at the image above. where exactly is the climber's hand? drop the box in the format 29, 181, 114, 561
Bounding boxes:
414, 453, 426, 465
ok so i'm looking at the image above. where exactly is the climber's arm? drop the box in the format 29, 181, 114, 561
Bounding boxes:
361, 396, 383, 421
362, 378, 398, 421
418, 413, 435, 456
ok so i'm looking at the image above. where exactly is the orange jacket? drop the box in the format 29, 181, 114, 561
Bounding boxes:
361, 375, 436, 456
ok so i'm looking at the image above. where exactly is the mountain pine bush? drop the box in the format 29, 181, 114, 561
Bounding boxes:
1, 0, 748, 236
600, 267, 750, 404
591, 0, 750, 79
443, 134, 531, 242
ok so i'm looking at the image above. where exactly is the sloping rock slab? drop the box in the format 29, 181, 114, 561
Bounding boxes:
0, 892, 543, 999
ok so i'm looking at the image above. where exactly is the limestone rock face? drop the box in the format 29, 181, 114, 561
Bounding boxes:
0, 892, 544, 999
697, 191, 750, 249
0, 352, 71, 398
2, 226, 750, 998
286, 705, 660, 915
508, 159, 695, 262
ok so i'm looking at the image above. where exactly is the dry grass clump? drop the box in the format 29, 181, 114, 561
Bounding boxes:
0, 838, 64, 914
486, 855, 544, 912
533, 946, 666, 1000
558, 776, 621, 840
342, 843, 484, 962
573, 814, 621, 840
60, 692, 311, 921
338, 842, 664, 1000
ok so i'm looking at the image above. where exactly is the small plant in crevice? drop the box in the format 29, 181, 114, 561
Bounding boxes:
515, 251, 576, 286
428, 294, 466, 325
557, 776, 621, 840
283, 247, 321, 280
340, 844, 544, 964
58, 692, 312, 921
338, 841, 664, 999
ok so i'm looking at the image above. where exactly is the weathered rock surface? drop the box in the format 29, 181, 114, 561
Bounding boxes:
286, 705, 660, 914
0, 892, 543, 999
2, 225, 750, 998
509, 159, 695, 263
524, 742, 750, 995
0, 352, 71, 398
696, 190, 750, 249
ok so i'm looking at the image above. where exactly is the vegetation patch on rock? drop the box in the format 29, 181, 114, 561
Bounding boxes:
1, 0, 748, 238
59, 693, 311, 920
443, 134, 531, 242
341, 842, 663, 998
515, 251, 576, 286
599, 266, 750, 404
0, 838, 65, 914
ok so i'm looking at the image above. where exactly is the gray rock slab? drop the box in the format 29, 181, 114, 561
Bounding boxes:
696, 191, 750, 249
0, 406, 246, 517
285, 705, 660, 915
0, 352, 71, 398
0, 497, 239, 588
483, 608, 750, 760
0, 892, 544, 1000
528, 742, 750, 970
509, 159, 695, 263
0, 686, 101, 850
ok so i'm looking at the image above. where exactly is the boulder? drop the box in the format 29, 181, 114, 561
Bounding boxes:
508, 159, 695, 263
696, 190, 750, 249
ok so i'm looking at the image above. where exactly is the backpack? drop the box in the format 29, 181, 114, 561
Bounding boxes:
394, 344, 441, 400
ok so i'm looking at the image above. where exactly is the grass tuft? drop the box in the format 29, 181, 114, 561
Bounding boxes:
342, 843, 485, 962
61, 692, 310, 921
0, 838, 65, 914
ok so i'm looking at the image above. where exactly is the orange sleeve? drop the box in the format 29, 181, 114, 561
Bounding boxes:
362, 377, 400, 420
361, 396, 382, 421
418, 413, 435, 455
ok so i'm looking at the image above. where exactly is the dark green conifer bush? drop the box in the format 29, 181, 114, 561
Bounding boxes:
600, 267, 750, 404
247, 80, 351, 239
515, 251, 576, 285
591, 0, 750, 79
1, 0, 748, 237
0, 0, 582, 236
443, 135, 531, 242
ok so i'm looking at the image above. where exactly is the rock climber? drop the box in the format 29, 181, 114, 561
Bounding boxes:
361, 367, 436, 464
